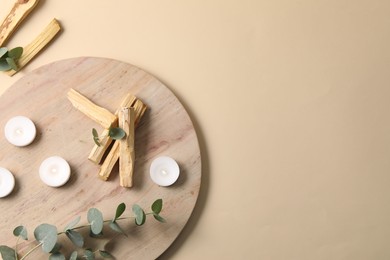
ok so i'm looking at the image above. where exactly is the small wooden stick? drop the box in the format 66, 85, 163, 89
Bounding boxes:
132, 99, 148, 126
98, 141, 119, 181
0, 0, 40, 47
88, 93, 136, 164
98, 99, 147, 181
67, 88, 117, 129
119, 107, 135, 187
6, 18, 61, 76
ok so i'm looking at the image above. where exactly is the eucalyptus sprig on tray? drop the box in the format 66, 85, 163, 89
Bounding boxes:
0, 47, 23, 71
0, 199, 166, 260
92, 127, 126, 147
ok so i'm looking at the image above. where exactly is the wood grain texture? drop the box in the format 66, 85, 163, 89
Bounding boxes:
119, 107, 135, 188
0, 57, 201, 259
0, 0, 39, 47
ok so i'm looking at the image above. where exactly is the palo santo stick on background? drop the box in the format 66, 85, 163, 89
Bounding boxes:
6, 19, 61, 76
119, 107, 135, 187
98, 99, 147, 181
0, 0, 39, 47
67, 88, 117, 129
88, 93, 136, 164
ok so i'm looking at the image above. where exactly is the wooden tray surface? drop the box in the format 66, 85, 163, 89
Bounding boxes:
0, 57, 201, 259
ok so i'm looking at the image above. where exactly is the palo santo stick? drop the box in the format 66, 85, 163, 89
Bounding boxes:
67, 88, 117, 129
6, 18, 61, 76
98, 141, 119, 181
0, 0, 39, 47
119, 107, 135, 187
88, 93, 136, 164
133, 98, 148, 126
98, 99, 147, 181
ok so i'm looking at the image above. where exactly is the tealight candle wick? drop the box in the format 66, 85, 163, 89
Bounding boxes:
15, 128, 23, 136
161, 169, 168, 176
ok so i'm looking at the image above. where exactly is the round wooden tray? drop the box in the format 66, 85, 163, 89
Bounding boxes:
0, 57, 201, 259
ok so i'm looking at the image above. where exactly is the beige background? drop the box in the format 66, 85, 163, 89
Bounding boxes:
1, 1, 390, 259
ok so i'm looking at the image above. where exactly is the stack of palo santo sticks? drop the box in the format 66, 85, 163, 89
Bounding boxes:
67, 88, 147, 188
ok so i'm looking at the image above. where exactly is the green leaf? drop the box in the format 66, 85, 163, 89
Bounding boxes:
109, 221, 127, 237
64, 216, 81, 231
84, 249, 95, 260
89, 229, 102, 238
92, 128, 99, 138
0, 59, 11, 71
0, 245, 16, 260
66, 230, 84, 247
114, 203, 126, 221
33, 224, 58, 253
151, 199, 163, 215
87, 208, 104, 235
132, 204, 146, 226
0, 47, 8, 58
8, 47, 23, 59
92, 129, 101, 146
153, 213, 166, 223
108, 127, 126, 140
49, 243, 62, 254
6, 57, 18, 71
13, 225, 28, 240
49, 252, 65, 260
69, 251, 78, 260
99, 250, 114, 258
93, 136, 101, 146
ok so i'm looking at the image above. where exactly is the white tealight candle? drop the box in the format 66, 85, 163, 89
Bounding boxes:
39, 156, 71, 187
4, 116, 36, 147
0, 167, 15, 198
150, 156, 180, 186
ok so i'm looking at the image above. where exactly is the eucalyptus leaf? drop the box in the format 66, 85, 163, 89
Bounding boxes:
49, 252, 65, 260
109, 221, 127, 237
49, 243, 62, 254
64, 216, 81, 231
151, 199, 163, 215
66, 230, 84, 247
153, 213, 166, 223
132, 204, 146, 226
8, 47, 23, 59
84, 249, 95, 260
108, 127, 126, 140
92, 128, 101, 146
92, 128, 98, 138
6, 57, 18, 71
89, 229, 103, 238
87, 208, 104, 235
13, 225, 28, 240
0, 59, 11, 71
33, 223, 58, 253
0, 245, 16, 260
93, 136, 101, 146
69, 251, 78, 260
114, 203, 126, 221
99, 250, 114, 258
0, 47, 8, 58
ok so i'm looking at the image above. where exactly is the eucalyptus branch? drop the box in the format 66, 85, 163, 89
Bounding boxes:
0, 47, 23, 71
19, 243, 42, 260
0, 199, 165, 260
92, 127, 126, 147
